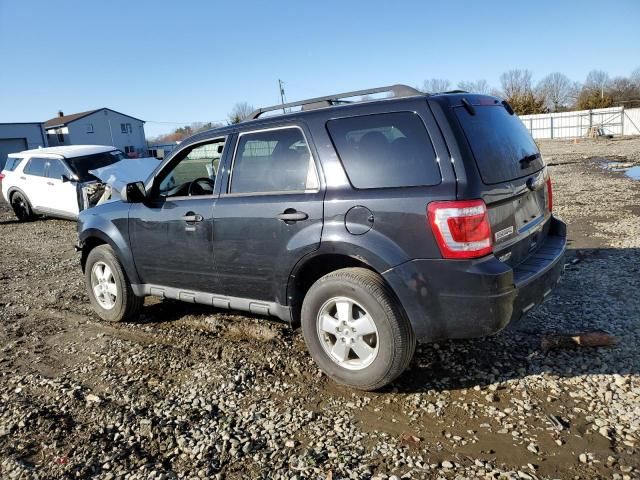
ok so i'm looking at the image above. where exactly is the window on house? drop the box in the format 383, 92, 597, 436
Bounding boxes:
121, 123, 127, 133
86, 123, 94, 133
127, 123, 132, 133
57, 132, 64, 143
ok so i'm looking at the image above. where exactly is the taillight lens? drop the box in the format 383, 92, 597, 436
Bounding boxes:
546, 177, 553, 212
0, 173, 5, 181
427, 200, 493, 259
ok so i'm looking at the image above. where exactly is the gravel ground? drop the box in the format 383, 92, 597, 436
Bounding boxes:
1, 137, 639, 479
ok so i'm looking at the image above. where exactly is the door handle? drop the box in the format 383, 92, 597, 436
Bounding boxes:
277, 210, 308, 222
20, 176, 26, 180
181, 213, 203, 223
46, 181, 54, 186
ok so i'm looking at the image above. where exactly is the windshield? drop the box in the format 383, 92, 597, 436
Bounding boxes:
66, 150, 126, 181
455, 105, 544, 184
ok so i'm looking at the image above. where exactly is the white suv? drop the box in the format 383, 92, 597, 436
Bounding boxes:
1, 145, 126, 221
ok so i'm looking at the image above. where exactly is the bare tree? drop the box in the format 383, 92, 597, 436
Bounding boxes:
421, 78, 451, 93
536, 72, 573, 112
500, 69, 534, 99
499, 69, 546, 114
608, 76, 640, 108
584, 70, 610, 95
227, 102, 255, 124
457, 80, 491, 94
631, 67, 640, 86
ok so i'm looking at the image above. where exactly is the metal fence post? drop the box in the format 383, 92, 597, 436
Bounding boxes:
550, 116, 554, 139
621, 106, 624, 136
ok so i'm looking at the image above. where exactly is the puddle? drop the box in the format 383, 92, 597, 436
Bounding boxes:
600, 160, 640, 181
625, 166, 640, 180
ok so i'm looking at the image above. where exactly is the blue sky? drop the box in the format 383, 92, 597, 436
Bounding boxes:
1, 0, 639, 137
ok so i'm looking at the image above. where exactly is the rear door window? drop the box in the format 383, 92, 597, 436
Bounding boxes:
229, 127, 318, 194
23, 157, 47, 177
455, 105, 544, 184
326, 112, 441, 189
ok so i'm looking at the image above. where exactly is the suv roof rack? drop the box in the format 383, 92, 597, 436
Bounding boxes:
248, 84, 423, 120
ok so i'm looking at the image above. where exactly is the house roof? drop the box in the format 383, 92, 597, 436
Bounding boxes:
44, 108, 144, 128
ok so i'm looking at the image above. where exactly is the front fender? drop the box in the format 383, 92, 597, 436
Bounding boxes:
78, 209, 139, 284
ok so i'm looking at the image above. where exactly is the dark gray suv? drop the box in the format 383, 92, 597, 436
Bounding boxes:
77, 85, 566, 390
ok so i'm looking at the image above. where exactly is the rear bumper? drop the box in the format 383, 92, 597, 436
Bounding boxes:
383, 216, 567, 342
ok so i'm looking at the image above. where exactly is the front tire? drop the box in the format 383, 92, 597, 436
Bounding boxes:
85, 245, 143, 322
301, 267, 415, 391
10, 192, 35, 221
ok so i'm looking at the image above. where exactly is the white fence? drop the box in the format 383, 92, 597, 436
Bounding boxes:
519, 106, 640, 139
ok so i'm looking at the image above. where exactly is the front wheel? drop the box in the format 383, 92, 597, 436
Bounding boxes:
84, 245, 143, 322
301, 267, 415, 391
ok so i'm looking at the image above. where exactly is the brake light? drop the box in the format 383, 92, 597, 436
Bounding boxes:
427, 200, 493, 259
546, 177, 553, 212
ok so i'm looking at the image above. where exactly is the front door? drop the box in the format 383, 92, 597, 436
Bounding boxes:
129, 138, 226, 291
213, 126, 323, 304
44, 158, 79, 216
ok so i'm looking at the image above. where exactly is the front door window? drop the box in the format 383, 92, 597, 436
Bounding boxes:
157, 140, 225, 198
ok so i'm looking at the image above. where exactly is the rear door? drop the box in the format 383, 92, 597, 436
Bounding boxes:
212, 125, 323, 304
452, 99, 551, 265
20, 157, 50, 209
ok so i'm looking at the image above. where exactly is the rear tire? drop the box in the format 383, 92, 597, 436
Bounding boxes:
85, 245, 143, 322
10, 192, 35, 221
301, 267, 415, 391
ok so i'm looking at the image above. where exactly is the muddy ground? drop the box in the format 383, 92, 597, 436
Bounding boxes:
0, 137, 639, 479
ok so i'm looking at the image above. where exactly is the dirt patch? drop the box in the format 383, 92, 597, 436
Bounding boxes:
1, 137, 639, 479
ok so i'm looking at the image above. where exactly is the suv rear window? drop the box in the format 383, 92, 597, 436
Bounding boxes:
327, 112, 441, 189
455, 105, 544, 185
3, 157, 23, 171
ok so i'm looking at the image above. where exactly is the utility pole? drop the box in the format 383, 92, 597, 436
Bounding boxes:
278, 79, 287, 113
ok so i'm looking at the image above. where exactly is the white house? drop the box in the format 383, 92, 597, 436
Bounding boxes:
44, 108, 146, 157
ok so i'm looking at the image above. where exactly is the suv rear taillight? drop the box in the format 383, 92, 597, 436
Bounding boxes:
546, 177, 553, 212
427, 200, 493, 259
0, 173, 5, 181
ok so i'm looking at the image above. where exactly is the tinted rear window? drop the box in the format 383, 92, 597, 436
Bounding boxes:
327, 112, 441, 189
4, 157, 24, 171
455, 105, 544, 184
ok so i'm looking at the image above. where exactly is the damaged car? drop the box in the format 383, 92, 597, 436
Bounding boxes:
1, 145, 157, 221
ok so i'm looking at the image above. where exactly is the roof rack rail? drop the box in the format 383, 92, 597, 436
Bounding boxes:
248, 84, 422, 120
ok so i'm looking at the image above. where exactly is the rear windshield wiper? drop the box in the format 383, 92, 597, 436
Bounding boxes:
519, 153, 540, 168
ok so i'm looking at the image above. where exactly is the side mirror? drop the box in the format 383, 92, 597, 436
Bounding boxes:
121, 181, 146, 203
61, 174, 71, 183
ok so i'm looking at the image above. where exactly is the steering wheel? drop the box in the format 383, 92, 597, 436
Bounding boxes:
188, 177, 215, 196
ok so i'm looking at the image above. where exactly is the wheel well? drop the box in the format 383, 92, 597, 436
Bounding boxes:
289, 254, 376, 324
81, 237, 107, 272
